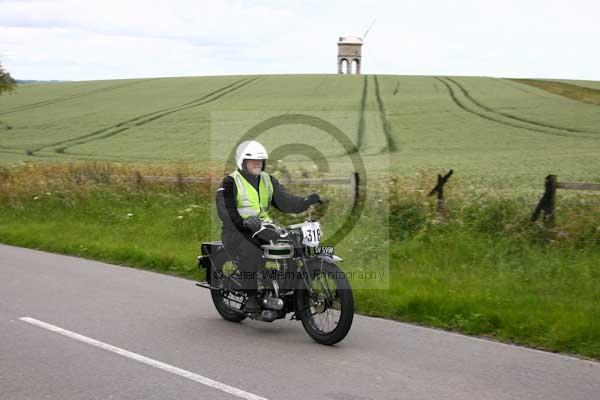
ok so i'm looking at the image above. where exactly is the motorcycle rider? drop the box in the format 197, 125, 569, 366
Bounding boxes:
216, 140, 321, 312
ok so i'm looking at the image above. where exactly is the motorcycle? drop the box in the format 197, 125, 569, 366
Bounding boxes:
197, 215, 354, 345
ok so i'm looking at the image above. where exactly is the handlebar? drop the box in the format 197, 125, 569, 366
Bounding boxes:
252, 197, 328, 240
251, 222, 289, 240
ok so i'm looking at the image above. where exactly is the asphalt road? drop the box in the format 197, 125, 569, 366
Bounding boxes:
1, 243, 598, 400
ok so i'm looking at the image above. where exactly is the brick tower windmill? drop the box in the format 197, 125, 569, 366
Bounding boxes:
337, 20, 375, 75
337, 36, 363, 74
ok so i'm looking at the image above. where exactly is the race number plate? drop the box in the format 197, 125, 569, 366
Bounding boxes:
301, 221, 322, 247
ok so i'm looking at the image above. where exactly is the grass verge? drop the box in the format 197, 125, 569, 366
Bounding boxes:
1, 162, 598, 359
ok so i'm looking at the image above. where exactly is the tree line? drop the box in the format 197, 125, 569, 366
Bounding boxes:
1, 61, 17, 95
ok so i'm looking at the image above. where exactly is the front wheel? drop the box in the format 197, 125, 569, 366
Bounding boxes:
295, 259, 354, 345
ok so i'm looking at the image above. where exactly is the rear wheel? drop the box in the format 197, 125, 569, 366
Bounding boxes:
295, 259, 354, 345
209, 263, 246, 322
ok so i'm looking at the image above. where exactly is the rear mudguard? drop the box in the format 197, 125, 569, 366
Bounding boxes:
199, 241, 230, 284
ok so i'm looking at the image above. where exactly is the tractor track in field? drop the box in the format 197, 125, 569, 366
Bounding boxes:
355, 75, 397, 154
355, 75, 368, 152
393, 80, 400, 96
436, 77, 599, 140
30, 77, 259, 157
0, 147, 29, 157
0, 80, 151, 116
311, 76, 328, 96
373, 75, 397, 152
0, 143, 183, 163
445, 77, 600, 135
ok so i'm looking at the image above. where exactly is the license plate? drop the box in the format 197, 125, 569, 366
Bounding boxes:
314, 246, 334, 255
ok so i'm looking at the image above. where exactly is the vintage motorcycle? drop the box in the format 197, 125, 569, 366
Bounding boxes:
197, 216, 354, 345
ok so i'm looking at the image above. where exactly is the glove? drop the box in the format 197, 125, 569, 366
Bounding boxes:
255, 226, 279, 242
304, 192, 321, 206
243, 216, 262, 233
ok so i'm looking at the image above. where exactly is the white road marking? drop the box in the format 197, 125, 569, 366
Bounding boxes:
19, 317, 269, 400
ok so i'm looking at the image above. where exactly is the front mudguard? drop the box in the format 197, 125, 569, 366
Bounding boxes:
295, 255, 342, 293
316, 254, 343, 263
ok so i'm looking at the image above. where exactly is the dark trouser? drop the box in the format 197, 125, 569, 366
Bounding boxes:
221, 229, 264, 292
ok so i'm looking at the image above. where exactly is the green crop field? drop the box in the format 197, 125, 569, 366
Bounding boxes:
1, 74, 599, 193
1, 75, 599, 357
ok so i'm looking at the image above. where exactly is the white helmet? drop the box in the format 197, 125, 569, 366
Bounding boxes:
235, 140, 268, 171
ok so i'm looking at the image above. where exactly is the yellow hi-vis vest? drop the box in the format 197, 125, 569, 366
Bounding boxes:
229, 170, 273, 221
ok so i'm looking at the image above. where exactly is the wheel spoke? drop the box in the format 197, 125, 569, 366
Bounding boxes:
306, 273, 344, 334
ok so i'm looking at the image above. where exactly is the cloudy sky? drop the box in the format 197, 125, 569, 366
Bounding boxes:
1, 0, 599, 81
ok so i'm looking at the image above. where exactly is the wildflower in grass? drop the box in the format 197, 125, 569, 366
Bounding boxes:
127, 213, 134, 218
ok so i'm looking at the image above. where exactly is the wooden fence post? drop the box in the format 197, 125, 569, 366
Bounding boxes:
349, 172, 359, 209
531, 174, 557, 227
134, 171, 143, 186
176, 173, 184, 191
428, 169, 453, 214
545, 175, 557, 227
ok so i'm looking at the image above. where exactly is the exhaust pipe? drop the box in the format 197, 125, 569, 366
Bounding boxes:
257, 309, 278, 322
